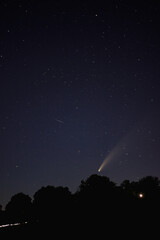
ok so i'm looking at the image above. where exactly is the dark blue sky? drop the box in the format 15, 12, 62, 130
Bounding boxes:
0, 0, 160, 207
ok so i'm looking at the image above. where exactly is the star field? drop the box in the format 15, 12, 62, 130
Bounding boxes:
0, 0, 160, 207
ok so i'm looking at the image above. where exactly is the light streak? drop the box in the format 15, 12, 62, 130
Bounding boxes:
55, 119, 64, 124
0, 222, 27, 228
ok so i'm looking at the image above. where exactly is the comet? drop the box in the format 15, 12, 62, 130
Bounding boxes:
98, 146, 119, 172
98, 132, 130, 172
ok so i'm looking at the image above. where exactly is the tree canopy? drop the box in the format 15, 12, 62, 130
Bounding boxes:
0, 174, 160, 229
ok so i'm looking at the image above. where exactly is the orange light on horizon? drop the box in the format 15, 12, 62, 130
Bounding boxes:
138, 193, 144, 198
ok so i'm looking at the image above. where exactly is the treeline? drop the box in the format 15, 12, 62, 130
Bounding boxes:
1, 174, 160, 227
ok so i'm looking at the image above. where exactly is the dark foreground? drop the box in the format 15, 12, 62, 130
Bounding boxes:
0, 207, 159, 239
1, 175, 160, 237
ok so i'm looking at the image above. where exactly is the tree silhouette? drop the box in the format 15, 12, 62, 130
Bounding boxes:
75, 174, 117, 222
33, 185, 71, 224
137, 176, 160, 203
120, 179, 138, 199
121, 176, 160, 200
5, 193, 32, 223
0, 204, 5, 225
78, 174, 116, 194
1, 173, 160, 235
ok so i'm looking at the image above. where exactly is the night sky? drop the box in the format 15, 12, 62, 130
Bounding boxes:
1, 0, 160, 207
